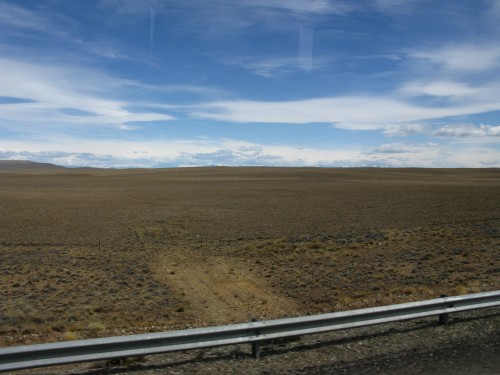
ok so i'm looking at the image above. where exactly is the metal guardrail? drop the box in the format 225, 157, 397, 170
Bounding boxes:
1, 290, 499, 372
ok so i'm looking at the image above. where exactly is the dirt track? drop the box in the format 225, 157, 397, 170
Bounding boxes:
152, 246, 299, 325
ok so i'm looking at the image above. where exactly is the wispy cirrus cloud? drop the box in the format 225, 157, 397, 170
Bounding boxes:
191, 95, 500, 131
190, 36, 500, 131
0, 57, 174, 131
244, 0, 354, 15
100, 0, 354, 42
0, 1, 55, 32
372, 0, 419, 14
399, 80, 484, 98
407, 44, 500, 74
224, 57, 299, 78
102, 0, 355, 20
0, 1, 132, 61
224, 55, 328, 77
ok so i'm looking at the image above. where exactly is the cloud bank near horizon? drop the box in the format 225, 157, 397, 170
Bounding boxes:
2, 135, 498, 169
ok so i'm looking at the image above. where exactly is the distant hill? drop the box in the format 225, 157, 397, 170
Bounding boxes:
0, 160, 65, 172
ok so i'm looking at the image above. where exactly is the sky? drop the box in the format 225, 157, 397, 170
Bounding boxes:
1, 0, 500, 168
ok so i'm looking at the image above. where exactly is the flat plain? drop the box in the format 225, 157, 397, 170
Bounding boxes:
0, 165, 499, 348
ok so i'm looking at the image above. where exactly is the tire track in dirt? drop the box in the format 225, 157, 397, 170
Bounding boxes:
152, 247, 299, 325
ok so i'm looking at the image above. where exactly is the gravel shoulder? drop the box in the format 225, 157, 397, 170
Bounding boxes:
15, 308, 500, 375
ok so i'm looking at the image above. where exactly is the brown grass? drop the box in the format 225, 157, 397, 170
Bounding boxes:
0, 167, 498, 346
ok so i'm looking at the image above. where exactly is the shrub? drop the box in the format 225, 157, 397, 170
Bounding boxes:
454, 285, 468, 295
87, 322, 106, 331
62, 331, 78, 341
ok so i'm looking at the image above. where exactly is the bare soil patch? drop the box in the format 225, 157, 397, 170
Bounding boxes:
153, 247, 298, 325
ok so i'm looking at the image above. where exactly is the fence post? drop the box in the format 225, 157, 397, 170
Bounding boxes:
251, 318, 261, 359
438, 294, 449, 326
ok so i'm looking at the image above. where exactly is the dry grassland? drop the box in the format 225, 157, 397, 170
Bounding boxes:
0, 167, 498, 347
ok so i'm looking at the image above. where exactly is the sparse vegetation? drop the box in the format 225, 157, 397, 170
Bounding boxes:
0, 167, 498, 346
61, 331, 77, 341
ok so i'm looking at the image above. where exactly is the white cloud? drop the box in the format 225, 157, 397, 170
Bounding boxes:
364, 143, 437, 155
225, 55, 328, 77
0, 57, 174, 129
2, 136, 498, 168
383, 124, 430, 136
228, 57, 299, 78
400, 80, 482, 97
192, 95, 500, 131
0, 2, 131, 61
77, 39, 131, 60
408, 44, 500, 73
372, 0, 420, 14
0, 2, 53, 32
244, 0, 353, 15
194, 97, 413, 125
432, 124, 500, 138
487, 0, 500, 21
99, 0, 354, 42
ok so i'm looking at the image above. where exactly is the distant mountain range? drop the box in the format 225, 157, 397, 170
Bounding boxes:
0, 160, 65, 171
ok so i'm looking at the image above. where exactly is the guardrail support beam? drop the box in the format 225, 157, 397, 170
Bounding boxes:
251, 318, 261, 359
438, 312, 449, 327
438, 294, 449, 327
252, 342, 261, 359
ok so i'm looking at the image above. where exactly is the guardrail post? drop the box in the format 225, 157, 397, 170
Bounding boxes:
439, 294, 449, 327
252, 341, 261, 359
251, 318, 261, 359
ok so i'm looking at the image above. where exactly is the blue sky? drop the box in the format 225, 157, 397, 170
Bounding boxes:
1, 0, 500, 168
